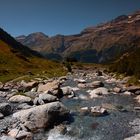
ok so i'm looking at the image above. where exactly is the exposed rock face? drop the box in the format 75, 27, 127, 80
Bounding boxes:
13, 102, 69, 131
16, 10, 140, 63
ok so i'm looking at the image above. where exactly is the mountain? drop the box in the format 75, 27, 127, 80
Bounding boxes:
0, 28, 66, 82
16, 10, 140, 63
16, 32, 49, 51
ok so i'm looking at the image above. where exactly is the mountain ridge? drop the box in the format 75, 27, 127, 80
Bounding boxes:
16, 10, 140, 63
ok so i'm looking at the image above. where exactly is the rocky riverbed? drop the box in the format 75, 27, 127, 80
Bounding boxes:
0, 69, 140, 140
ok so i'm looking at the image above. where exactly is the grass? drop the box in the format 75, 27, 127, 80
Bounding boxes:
108, 47, 140, 85
0, 40, 67, 83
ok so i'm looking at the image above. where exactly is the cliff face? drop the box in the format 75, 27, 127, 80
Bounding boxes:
16, 10, 140, 63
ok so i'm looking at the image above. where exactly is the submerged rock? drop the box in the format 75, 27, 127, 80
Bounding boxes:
80, 107, 90, 115
90, 106, 108, 117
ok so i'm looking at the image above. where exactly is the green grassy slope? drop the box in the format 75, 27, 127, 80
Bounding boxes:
0, 39, 66, 82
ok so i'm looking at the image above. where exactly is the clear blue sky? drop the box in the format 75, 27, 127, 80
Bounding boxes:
0, 0, 140, 37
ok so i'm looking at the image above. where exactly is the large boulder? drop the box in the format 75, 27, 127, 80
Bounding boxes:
9, 95, 32, 104
13, 102, 69, 131
89, 87, 109, 99
0, 103, 12, 116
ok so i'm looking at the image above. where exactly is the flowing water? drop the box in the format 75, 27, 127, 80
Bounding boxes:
35, 72, 140, 140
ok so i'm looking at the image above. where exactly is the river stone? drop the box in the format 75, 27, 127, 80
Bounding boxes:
23, 91, 38, 99
135, 90, 140, 95
9, 95, 32, 104
77, 79, 86, 84
135, 95, 140, 103
90, 106, 108, 117
13, 102, 69, 131
80, 107, 90, 115
126, 86, 140, 93
89, 87, 109, 99
38, 80, 59, 92
113, 87, 121, 93
17, 103, 32, 110
123, 91, 132, 95
0, 136, 16, 140
8, 129, 33, 139
96, 70, 102, 76
124, 133, 140, 140
61, 86, 75, 96
59, 76, 67, 84
37, 80, 63, 98
87, 81, 104, 88
0, 103, 12, 116
39, 93, 58, 103
78, 83, 86, 88
53, 124, 67, 135
20, 80, 39, 91
0, 112, 4, 119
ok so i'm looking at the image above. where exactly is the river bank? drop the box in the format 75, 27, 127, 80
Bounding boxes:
0, 68, 140, 140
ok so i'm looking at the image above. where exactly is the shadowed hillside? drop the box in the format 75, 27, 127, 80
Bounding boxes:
0, 28, 66, 82
110, 47, 140, 79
